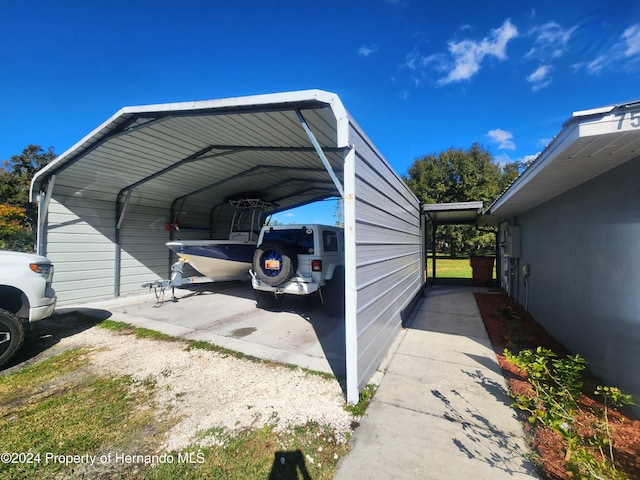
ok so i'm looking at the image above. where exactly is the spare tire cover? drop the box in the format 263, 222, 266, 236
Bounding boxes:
253, 240, 297, 286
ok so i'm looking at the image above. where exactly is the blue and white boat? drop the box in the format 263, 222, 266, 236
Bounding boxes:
165, 238, 256, 281
166, 198, 271, 282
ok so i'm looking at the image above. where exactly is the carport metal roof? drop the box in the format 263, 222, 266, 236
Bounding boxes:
31, 90, 351, 235
487, 100, 640, 223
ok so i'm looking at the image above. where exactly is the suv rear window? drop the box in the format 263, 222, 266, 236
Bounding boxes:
322, 230, 339, 252
262, 228, 315, 254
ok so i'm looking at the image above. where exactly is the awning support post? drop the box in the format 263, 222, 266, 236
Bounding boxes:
432, 223, 437, 284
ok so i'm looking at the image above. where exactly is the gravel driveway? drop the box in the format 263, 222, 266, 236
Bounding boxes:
2, 312, 356, 452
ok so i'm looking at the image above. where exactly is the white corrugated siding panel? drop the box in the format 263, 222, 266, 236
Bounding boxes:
348, 121, 423, 398
46, 197, 116, 304
118, 200, 174, 295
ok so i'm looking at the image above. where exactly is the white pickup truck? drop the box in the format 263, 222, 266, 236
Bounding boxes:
0, 250, 56, 366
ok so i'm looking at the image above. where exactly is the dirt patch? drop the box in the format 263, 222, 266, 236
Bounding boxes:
475, 292, 640, 480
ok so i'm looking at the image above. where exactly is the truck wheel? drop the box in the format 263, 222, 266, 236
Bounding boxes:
322, 266, 345, 318
253, 241, 297, 286
255, 290, 284, 310
0, 309, 25, 367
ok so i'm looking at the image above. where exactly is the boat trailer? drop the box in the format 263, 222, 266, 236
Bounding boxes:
141, 258, 213, 305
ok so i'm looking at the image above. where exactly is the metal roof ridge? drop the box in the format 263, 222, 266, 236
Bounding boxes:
30, 89, 349, 199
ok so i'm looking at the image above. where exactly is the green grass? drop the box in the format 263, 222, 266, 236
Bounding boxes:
0, 324, 353, 479
427, 256, 473, 278
143, 423, 350, 480
426, 256, 496, 279
344, 384, 376, 417
0, 349, 162, 479
98, 319, 180, 342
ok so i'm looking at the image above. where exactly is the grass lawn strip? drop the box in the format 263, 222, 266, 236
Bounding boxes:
0, 317, 357, 479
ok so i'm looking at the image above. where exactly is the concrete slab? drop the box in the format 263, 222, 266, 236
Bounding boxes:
336, 399, 537, 480
376, 354, 519, 435
335, 286, 540, 480
397, 329, 496, 369
60, 281, 346, 377
411, 310, 490, 338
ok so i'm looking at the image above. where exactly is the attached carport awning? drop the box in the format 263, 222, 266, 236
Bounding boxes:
422, 201, 484, 225
422, 201, 488, 283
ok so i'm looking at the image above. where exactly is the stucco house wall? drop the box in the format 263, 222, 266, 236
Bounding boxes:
513, 155, 640, 411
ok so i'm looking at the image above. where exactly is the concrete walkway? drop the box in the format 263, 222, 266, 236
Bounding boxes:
335, 286, 540, 480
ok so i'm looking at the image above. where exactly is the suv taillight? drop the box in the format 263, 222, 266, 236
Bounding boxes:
312, 259, 322, 272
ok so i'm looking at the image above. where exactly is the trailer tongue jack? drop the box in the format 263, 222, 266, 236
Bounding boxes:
141, 258, 213, 306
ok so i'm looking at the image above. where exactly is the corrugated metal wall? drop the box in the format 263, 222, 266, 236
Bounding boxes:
344, 120, 423, 404
47, 196, 116, 303
46, 193, 176, 304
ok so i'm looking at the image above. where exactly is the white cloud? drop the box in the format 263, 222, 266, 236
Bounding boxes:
576, 22, 640, 75
487, 128, 516, 150
537, 137, 552, 149
623, 24, 640, 57
526, 22, 576, 60
586, 55, 607, 74
527, 64, 553, 91
402, 49, 440, 71
358, 44, 378, 57
522, 22, 575, 91
437, 19, 519, 85
495, 152, 539, 169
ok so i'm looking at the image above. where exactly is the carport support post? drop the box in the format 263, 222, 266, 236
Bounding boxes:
114, 188, 133, 298
36, 174, 56, 256
343, 146, 359, 405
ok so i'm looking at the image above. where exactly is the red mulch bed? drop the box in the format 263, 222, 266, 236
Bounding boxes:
474, 291, 640, 480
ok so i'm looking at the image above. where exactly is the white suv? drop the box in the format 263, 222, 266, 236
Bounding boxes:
250, 225, 344, 317
0, 251, 57, 366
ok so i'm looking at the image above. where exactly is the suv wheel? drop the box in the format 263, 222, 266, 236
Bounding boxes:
253, 240, 297, 286
321, 266, 345, 318
255, 290, 284, 310
0, 309, 25, 367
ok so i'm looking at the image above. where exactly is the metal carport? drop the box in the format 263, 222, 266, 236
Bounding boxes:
30, 89, 424, 404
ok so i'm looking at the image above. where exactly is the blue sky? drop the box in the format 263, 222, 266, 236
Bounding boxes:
2, 1, 639, 224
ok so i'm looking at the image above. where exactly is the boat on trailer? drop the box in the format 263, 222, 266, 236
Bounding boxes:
166, 198, 271, 282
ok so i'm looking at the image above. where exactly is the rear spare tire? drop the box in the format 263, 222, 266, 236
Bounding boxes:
0, 309, 25, 367
253, 240, 297, 286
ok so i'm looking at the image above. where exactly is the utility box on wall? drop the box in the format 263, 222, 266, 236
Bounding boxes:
501, 224, 520, 258
499, 223, 520, 295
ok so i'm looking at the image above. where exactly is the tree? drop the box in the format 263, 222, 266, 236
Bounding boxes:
1, 145, 56, 251
404, 143, 512, 256
500, 161, 523, 192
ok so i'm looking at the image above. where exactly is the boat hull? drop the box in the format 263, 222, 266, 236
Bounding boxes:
166, 240, 255, 281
